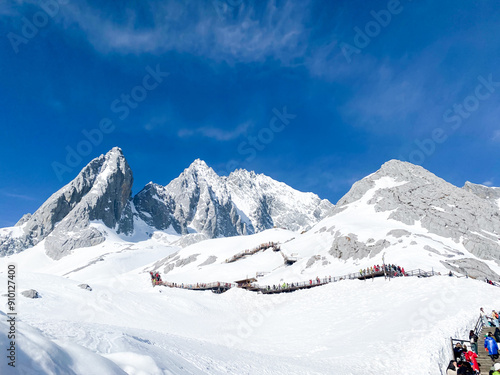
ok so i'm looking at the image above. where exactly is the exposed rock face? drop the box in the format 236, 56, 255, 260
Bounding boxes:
226, 169, 334, 233
463, 181, 500, 209
0, 147, 133, 259
441, 258, 499, 281
134, 160, 334, 239
328, 233, 390, 260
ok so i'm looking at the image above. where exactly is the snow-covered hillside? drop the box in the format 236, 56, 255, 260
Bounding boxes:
1, 236, 500, 375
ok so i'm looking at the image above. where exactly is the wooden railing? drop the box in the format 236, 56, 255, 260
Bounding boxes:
155, 268, 439, 293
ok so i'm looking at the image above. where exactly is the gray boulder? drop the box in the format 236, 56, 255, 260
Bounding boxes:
21, 289, 39, 298
78, 284, 92, 291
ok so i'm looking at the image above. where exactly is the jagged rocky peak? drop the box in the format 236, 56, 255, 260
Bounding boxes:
0, 147, 134, 259
134, 159, 334, 238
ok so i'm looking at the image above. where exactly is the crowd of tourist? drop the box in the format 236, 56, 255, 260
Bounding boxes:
485, 278, 498, 286
447, 308, 500, 375
359, 264, 405, 277
149, 271, 162, 286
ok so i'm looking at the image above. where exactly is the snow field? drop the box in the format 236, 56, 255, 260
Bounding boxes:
2, 249, 499, 375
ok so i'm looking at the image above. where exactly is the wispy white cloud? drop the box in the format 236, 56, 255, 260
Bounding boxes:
492, 130, 500, 142
51, 0, 311, 65
178, 121, 251, 141
482, 180, 494, 187
1, 191, 36, 201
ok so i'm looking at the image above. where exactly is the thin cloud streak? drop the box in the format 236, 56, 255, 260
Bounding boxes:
1, 191, 37, 201
178, 122, 251, 141
52, 0, 311, 65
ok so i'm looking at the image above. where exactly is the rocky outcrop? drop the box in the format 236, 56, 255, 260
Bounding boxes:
328, 233, 390, 260
441, 258, 499, 281
335, 161, 500, 257
78, 284, 92, 291
21, 289, 40, 298
463, 181, 500, 209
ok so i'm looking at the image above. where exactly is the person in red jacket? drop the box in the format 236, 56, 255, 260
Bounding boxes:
463, 345, 479, 373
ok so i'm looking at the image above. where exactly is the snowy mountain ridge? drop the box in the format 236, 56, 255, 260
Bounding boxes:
1, 148, 500, 283
153, 159, 500, 283
0, 148, 333, 259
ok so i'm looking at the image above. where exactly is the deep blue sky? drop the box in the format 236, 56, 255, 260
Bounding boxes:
1, 0, 500, 227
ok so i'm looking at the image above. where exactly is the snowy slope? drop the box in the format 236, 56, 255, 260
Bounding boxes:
1, 239, 500, 375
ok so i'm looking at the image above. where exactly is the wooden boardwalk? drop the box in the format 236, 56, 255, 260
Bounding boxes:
154, 268, 437, 294
225, 243, 279, 263
158, 281, 234, 294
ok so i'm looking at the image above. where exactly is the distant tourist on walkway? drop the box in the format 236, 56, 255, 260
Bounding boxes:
446, 360, 457, 375
492, 310, 500, 327
495, 327, 500, 343
492, 363, 500, 375
485, 332, 499, 361
453, 343, 464, 361
463, 345, 479, 374
469, 330, 479, 354
456, 359, 474, 375
481, 308, 489, 326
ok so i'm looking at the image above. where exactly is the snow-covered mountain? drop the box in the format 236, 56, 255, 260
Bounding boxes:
0, 148, 333, 259
0, 147, 134, 259
2, 148, 500, 281
152, 160, 500, 282
3, 153, 500, 374
133, 159, 334, 238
